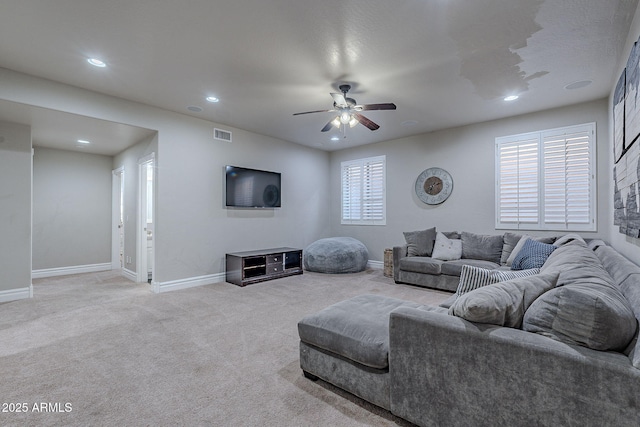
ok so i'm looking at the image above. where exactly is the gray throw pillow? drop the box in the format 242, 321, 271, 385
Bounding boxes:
461, 232, 504, 264
500, 232, 522, 265
455, 265, 540, 297
450, 271, 559, 328
523, 281, 638, 351
403, 227, 436, 257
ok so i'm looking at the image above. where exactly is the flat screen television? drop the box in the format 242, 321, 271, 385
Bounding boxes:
225, 165, 281, 208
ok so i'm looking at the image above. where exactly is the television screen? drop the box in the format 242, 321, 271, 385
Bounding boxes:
225, 165, 281, 208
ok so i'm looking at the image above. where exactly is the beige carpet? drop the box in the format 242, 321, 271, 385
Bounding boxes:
0, 269, 449, 427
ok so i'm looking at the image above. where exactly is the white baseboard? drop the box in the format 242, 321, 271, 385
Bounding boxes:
152, 272, 226, 294
367, 260, 383, 269
121, 268, 137, 282
32, 263, 112, 279
0, 285, 33, 303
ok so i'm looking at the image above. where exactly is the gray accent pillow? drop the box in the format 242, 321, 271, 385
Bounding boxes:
500, 232, 522, 265
461, 232, 503, 264
455, 265, 540, 297
523, 281, 638, 351
403, 227, 436, 257
442, 231, 460, 239
553, 233, 586, 247
450, 271, 559, 328
431, 232, 462, 261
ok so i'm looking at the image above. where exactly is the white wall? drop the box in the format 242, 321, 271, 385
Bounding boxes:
609, 2, 640, 265
32, 147, 113, 270
0, 121, 32, 298
330, 98, 609, 262
0, 68, 331, 288
157, 124, 331, 283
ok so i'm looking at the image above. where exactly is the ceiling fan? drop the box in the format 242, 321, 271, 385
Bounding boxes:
293, 84, 396, 132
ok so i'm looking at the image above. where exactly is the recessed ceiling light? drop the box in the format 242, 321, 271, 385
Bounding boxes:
504, 95, 519, 102
87, 58, 106, 68
77, 139, 91, 144
187, 106, 203, 112
206, 96, 219, 103
564, 80, 592, 90
330, 136, 340, 141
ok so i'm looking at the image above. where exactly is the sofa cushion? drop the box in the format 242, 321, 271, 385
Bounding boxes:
540, 239, 597, 274
297, 295, 424, 369
432, 232, 462, 261
523, 280, 637, 352
553, 233, 586, 247
440, 259, 500, 277
511, 239, 556, 270
596, 245, 640, 367
399, 257, 443, 275
450, 271, 559, 328
403, 227, 436, 257
461, 232, 503, 264
455, 265, 541, 296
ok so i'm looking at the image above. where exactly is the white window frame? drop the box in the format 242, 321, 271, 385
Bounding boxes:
495, 123, 596, 232
341, 155, 386, 225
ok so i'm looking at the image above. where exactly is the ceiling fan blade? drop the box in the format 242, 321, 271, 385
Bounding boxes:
321, 118, 338, 132
293, 109, 334, 116
331, 92, 348, 108
357, 103, 397, 111
354, 113, 380, 131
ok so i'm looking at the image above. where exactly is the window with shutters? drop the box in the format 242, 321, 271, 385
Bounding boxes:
495, 123, 596, 231
341, 155, 386, 225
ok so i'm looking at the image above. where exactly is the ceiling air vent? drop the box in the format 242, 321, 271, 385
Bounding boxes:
214, 128, 232, 142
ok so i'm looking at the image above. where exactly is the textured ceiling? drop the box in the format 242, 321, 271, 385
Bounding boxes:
0, 0, 638, 153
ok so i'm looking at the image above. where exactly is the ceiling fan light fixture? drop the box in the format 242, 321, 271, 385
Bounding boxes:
331, 117, 341, 129
349, 116, 358, 128
340, 111, 351, 124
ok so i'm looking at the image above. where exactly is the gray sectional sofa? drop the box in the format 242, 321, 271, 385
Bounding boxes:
298, 237, 640, 426
393, 229, 554, 292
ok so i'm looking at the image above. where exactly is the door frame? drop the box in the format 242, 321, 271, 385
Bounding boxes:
111, 166, 124, 271
136, 153, 155, 283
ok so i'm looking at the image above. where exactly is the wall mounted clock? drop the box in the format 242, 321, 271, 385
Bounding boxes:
415, 167, 453, 205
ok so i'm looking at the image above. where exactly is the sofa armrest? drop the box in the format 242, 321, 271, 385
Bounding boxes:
388, 307, 640, 427
392, 245, 408, 282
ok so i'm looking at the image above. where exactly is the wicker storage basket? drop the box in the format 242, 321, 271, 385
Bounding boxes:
384, 248, 393, 277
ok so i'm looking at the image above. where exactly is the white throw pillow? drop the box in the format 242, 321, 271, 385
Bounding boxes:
431, 232, 462, 261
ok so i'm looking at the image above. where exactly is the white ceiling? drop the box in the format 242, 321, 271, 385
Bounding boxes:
0, 0, 638, 153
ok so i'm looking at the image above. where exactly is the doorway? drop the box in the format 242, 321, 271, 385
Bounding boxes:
111, 167, 125, 271
137, 154, 155, 284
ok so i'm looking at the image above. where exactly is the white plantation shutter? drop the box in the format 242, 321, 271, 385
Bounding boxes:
542, 125, 593, 228
341, 156, 386, 225
497, 136, 539, 226
496, 123, 595, 231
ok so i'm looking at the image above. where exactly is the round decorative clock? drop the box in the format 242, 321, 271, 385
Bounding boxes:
415, 167, 453, 205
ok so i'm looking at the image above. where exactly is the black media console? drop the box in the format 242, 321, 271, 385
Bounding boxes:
225, 247, 303, 286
